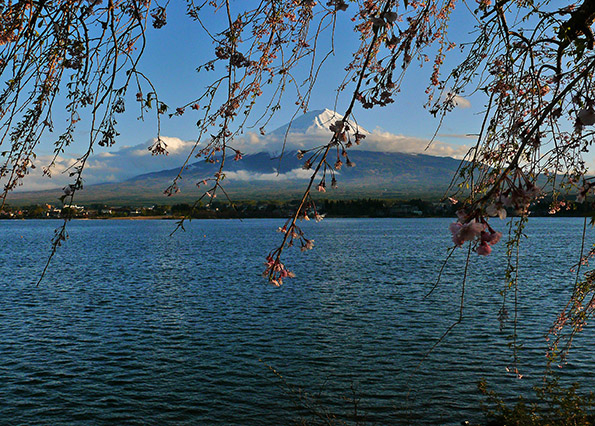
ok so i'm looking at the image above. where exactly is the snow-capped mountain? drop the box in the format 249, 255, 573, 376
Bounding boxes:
8, 108, 469, 202
232, 109, 375, 156
9, 150, 464, 204
268, 108, 370, 138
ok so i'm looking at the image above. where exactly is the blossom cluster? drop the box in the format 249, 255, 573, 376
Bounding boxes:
263, 256, 295, 287
277, 218, 318, 251
449, 211, 502, 256
498, 183, 540, 215
263, 202, 323, 285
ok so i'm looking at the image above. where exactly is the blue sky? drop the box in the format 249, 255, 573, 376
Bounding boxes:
24, 1, 484, 192
96, 1, 482, 147
131, 1, 481, 139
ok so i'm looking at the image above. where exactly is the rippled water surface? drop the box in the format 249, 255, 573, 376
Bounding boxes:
2, 217, 595, 425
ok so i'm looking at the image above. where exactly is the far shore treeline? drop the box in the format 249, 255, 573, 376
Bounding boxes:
1, 197, 593, 220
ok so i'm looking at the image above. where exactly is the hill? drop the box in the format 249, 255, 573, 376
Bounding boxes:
6, 150, 462, 205
6, 109, 465, 205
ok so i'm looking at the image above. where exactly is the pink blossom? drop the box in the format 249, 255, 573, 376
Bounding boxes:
451, 233, 464, 247
486, 203, 507, 219
301, 239, 314, 251
477, 241, 492, 256
276, 269, 296, 280
577, 184, 591, 203
263, 256, 279, 278
481, 230, 502, 245
449, 222, 464, 246
449, 222, 462, 235
449, 220, 486, 247
488, 231, 502, 245
459, 221, 485, 242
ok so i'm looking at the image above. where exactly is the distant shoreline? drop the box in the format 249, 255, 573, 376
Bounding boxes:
2, 196, 590, 220
2, 214, 594, 221
76, 216, 174, 220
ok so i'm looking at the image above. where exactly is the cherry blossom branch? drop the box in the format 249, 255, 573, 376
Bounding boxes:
265, 0, 396, 284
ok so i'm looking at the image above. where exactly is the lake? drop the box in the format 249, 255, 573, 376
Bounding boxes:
1, 217, 594, 425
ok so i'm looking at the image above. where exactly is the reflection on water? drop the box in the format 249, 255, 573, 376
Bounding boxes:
1, 217, 594, 425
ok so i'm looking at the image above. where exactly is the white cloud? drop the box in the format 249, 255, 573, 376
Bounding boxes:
159, 136, 195, 153
6, 154, 72, 192
97, 152, 115, 158
360, 129, 470, 159
232, 111, 468, 159
439, 92, 472, 109
8, 112, 470, 193
453, 95, 471, 109
233, 128, 469, 159
9, 136, 197, 192
224, 168, 312, 181
438, 133, 478, 139
233, 131, 325, 154
131, 149, 149, 157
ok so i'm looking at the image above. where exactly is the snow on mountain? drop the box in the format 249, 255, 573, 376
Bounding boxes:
269, 108, 369, 137
7, 148, 465, 204
257, 108, 467, 160
236, 108, 373, 155
12, 108, 469, 193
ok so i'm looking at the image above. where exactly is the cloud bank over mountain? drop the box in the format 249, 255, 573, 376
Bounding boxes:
11, 109, 468, 192
16, 136, 196, 192
233, 109, 469, 158
84, 136, 196, 181
223, 168, 312, 181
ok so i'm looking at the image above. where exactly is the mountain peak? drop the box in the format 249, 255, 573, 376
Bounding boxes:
270, 108, 368, 136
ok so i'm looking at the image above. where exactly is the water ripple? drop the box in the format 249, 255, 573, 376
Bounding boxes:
1, 218, 594, 425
